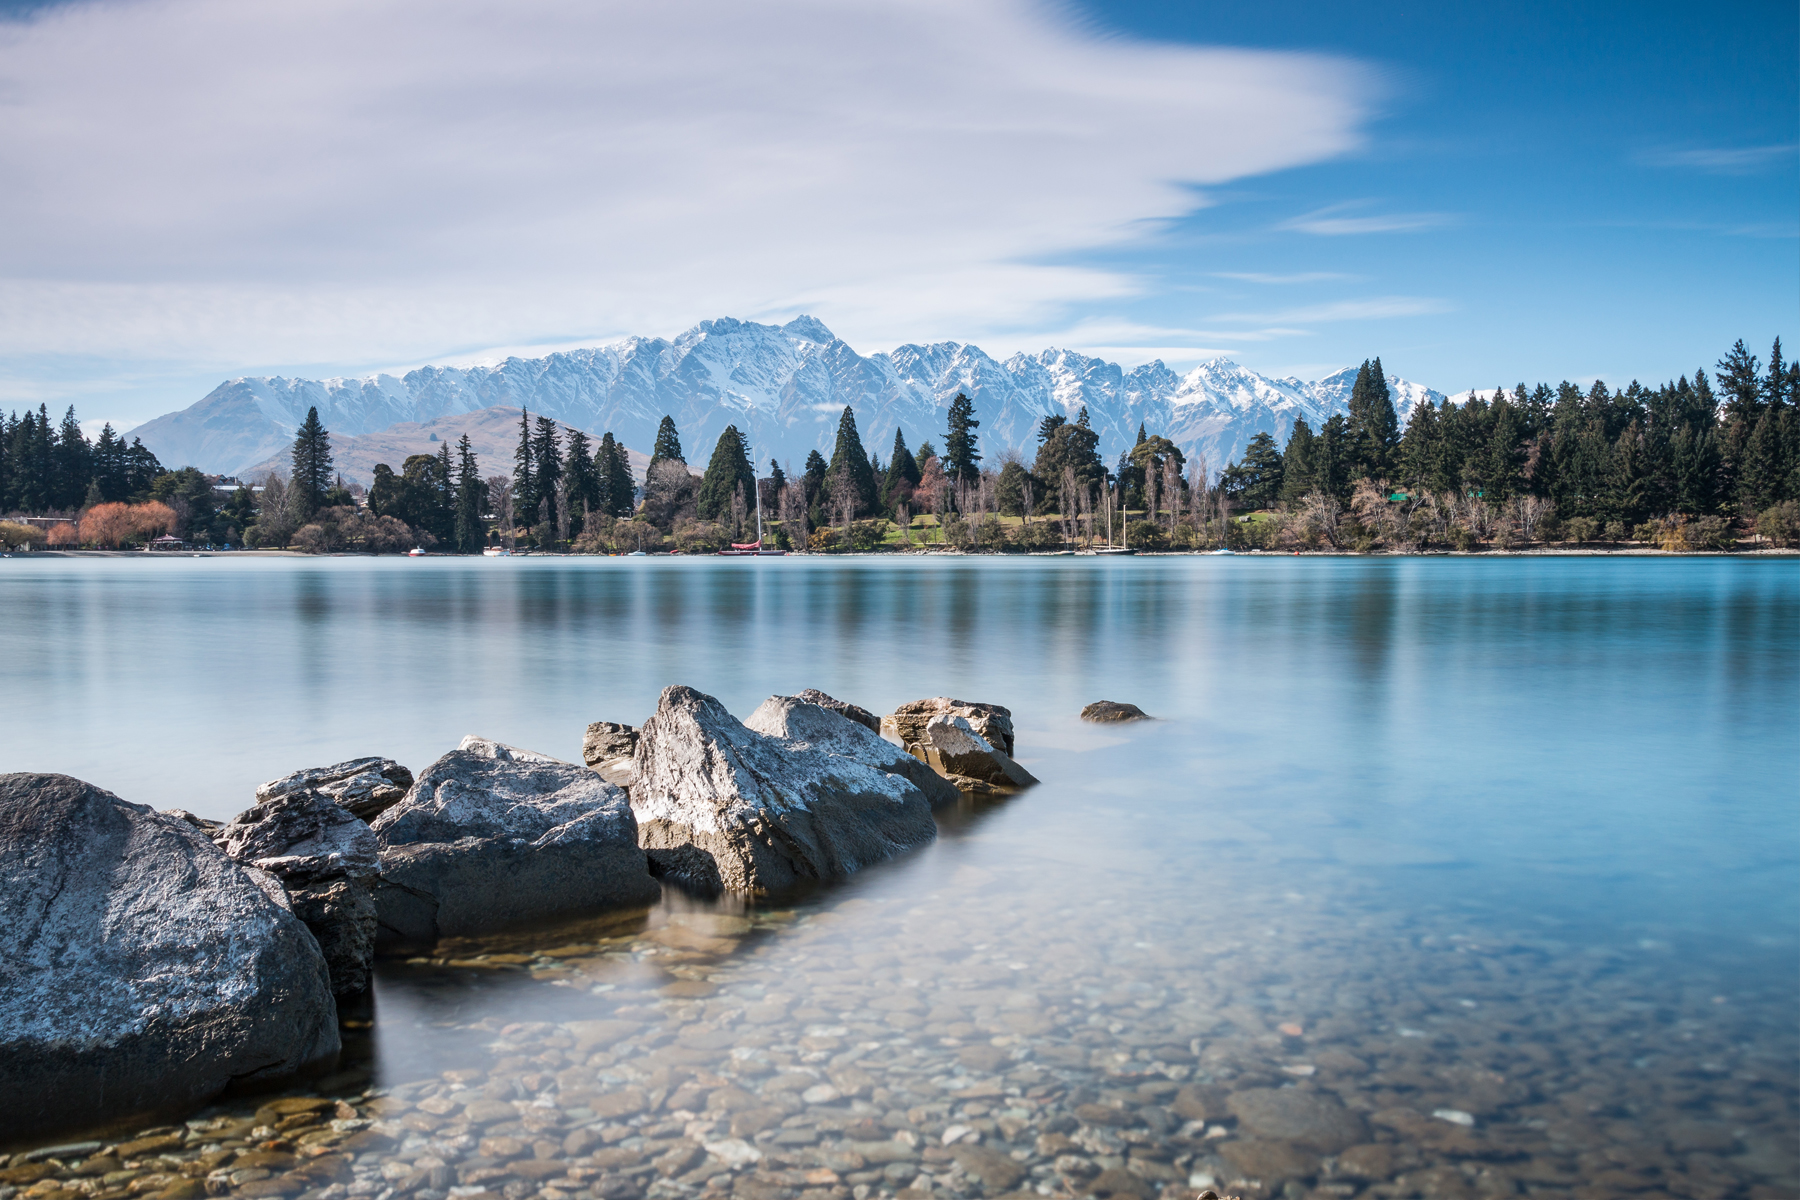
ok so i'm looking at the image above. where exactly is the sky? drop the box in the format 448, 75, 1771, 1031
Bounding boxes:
0, 0, 1792, 433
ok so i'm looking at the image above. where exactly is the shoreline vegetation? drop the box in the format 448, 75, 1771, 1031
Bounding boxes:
5, 336, 1798, 557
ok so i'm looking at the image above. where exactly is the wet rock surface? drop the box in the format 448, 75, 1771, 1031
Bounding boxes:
217, 790, 381, 996
0, 772, 339, 1141
883, 698, 1016, 758
372, 741, 658, 944
632, 685, 939, 895
257, 758, 414, 822
1081, 701, 1152, 723
745, 695, 962, 811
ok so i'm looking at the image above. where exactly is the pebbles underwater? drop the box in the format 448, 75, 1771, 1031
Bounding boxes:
8, 785, 1792, 1200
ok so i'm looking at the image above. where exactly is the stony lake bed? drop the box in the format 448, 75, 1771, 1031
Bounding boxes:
1, 556, 1795, 1200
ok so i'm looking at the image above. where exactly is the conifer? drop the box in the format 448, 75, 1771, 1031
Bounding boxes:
290, 406, 334, 522
944, 393, 981, 482
697, 425, 755, 521
824, 407, 880, 516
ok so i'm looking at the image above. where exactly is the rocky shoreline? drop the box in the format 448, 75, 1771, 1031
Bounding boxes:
1, 688, 1039, 1144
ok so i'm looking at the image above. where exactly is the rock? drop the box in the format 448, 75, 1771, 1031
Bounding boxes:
216, 789, 380, 996
882, 696, 1016, 756
951, 1145, 1025, 1190
582, 722, 640, 786
1216, 1139, 1317, 1181
916, 715, 1037, 792
1225, 1088, 1368, 1152
744, 694, 962, 809
631, 685, 939, 895
1080, 700, 1151, 723
583, 721, 639, 764
370, 741, 659, 944
257, 757, 414, 822
792, 689, 882, 734
160, 808, 222, 835
0, 773, 339, 1141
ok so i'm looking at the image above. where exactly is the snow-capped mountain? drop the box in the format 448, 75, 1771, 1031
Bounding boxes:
132, 316, 1446, 483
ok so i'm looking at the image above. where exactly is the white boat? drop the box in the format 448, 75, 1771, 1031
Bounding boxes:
1207, 547, 1235, 555
407, 547, 426, 557
482, 547, 509, 557
628, 550, 647, 556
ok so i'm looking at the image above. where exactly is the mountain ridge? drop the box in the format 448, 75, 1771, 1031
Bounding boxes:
131, 316, 1446, 482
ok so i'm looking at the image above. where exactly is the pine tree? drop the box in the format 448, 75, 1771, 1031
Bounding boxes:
882, 427, 920, 508
1220, 431, 1283, 509
455, 434, 484, 552
1347, 358, 1399, 478
824, 407, 879, 516
1279, 417, 1317, 504
944, 393, 981, 483
595, 433, 636, 517
563, 429, 596, 537
53, 406, 91, 510
512, 408, 536, 526
290, 406, 333, 522
530, 417, 563, 528
696, 425, 755, 521
649, 416, 684, 469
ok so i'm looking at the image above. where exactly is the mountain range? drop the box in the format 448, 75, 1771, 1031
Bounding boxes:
131, 316, 1446, 485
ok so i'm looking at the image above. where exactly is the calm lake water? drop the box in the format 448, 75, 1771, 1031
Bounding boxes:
2, 555, 1795, 1199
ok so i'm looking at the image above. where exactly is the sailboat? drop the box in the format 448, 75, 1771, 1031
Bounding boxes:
1094, 482, 1135, 555
717, 447, 787, 556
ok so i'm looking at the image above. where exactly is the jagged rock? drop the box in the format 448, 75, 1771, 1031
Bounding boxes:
0, 773, 339, 1141
745, 694, 961, 809
161, 808, 222, 835
882, 697, 1016, 756
583, 721, 639, 764
792, 689, 881, 734
582, 722, 640, 788
632, 685, 938, 895
918, 715, 1038, 793
216, 790, 379, 996
370, 740, 658, 945
257, 757, 415, 822
1080, 700, 1152, 723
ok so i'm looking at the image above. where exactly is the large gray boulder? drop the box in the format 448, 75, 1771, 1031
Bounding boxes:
371, 739, 659, 946
632, 685, 938, 895
882, 696, 1016, 757
792, 688, 882, 734
745, 694, 961, 809
0, 773, 339, 1141
216, 790, 379, 996
918, 714, 1038, 794
257, 756, 414, 822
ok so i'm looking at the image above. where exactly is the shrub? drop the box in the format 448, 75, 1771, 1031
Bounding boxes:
1010, 521, 1063, 550
1602, 520, 1626, 542
847, 519, 892, 551
1757, 501, 1800, 548
1563, 516, 1597, 544
1451, 525, 1476, 552
0, 520, 47, 549
1686, 515, 1734, 551
808, 526, 839, 552
1126, 520, 1167, 551
672, 520, 729, 554
46, 522, 79, 546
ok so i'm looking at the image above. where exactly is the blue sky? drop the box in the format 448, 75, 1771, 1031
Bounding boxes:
0, 0, 1791, 430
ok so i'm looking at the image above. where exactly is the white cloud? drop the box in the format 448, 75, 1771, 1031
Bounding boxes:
1278, 202, 1454, 236
1211, 271, 1355, 284
1640, 144, 1797, 174
0, 0, 1372, 395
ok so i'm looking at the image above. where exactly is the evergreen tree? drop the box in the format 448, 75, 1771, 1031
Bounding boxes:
512, 408, 536, 526
595, 433, 636, 517
290, 406, 334, 522
649, 416, 684, 469
531, 416, 563, 528
943, 393, 981, 482
53, 406, 90, 510
882, 427, 921, 508
1037, 414, 1067, 444
696, 425, 755, 521
1347, 358, 1399, 478
1279, 418, 1317, 504
455, 434, 484, 552
802, 449, 828, 523
824, 407, 880, 516
1220, 431, 1283, 509
563, 429, 596, 537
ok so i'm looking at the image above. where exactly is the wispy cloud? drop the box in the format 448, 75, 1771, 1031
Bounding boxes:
1278, 202, 1455, 236
1212, 271, 1355, 284
1213, 296, 1452, 324
0, 0, 1377, 420
1639, 144, 1797, 174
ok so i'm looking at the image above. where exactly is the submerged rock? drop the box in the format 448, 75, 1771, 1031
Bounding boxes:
0, 773, 338, 1140
216, 790, 380, 996
1226, 1087, 1369, 1152
883, 696, 1016, 757
257, 757, 414, 822
1080, 700, 1152, 723
918, 714, 1038, 794
371, 740, 658, 945
792, 688, 882, 734
632, 685, 938, 894
745, 694, 962, 809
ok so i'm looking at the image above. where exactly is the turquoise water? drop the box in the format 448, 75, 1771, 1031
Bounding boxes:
2, 556, 1796, 1195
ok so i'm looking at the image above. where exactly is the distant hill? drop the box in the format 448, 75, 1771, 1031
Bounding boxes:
134, 316, 1446, 479
236, 406, 651, 489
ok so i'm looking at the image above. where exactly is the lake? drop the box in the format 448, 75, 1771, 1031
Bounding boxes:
2, 555, 1795, 1199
